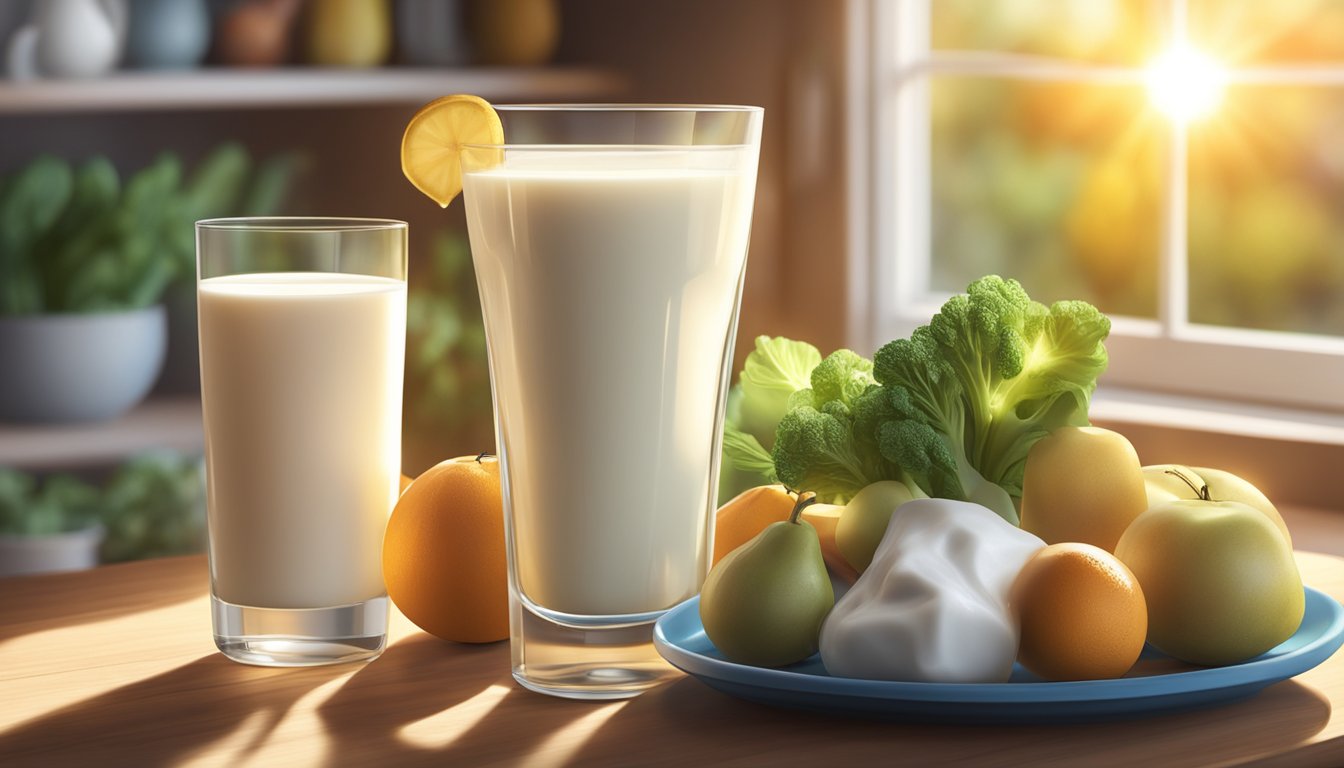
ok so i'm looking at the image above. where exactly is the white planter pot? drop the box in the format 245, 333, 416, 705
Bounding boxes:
0, 524, 104, 578
0, 305, 167, 423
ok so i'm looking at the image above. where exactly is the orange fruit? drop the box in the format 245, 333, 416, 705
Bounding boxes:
1010, 542, 1148, 681
713, 484, 852, 579
383, 454, 508, 643
399, 473, 414, 494
714, 485, 795, 565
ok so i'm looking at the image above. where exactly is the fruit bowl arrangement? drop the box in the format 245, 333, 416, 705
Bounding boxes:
385, 94, 1342, 717
660, 275, 1344, 721
652, 588, 1344, 723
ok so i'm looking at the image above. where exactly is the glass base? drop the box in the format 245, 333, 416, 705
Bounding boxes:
212, 594, 389, 667
511, 598, 681, 700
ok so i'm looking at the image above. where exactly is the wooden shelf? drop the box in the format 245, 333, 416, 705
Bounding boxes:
0, 67, 626, 114
0, 397, 202, 469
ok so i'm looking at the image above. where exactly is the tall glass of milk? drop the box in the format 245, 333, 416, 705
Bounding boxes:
460, 106, 762, 698
196, 218, 407, 667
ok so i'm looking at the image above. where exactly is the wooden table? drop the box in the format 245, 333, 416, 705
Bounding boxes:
3, 553, 1344, 767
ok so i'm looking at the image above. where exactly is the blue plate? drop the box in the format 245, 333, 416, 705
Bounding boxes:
653, 587, 1344, 723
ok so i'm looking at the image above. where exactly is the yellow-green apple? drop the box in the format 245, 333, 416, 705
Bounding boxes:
835, 480, 920, 573
1143, 465, 1291, 547
1019, 426, 1147, 553
1115, 498, 1304, 665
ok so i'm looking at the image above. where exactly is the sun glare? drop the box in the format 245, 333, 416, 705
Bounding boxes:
1145, 45, 1227, 124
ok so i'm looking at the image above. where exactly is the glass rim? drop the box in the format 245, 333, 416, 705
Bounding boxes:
460, 142, 754, 152
490, 103, 763, 114
196, 217, 408, 233
462, 103, 763, 151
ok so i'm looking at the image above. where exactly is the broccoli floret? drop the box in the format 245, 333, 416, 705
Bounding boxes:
771, 348, 884, 502
867, 275, 1110, 523
761, 277, 1108, 520
772, 405, 869, 502
809, 348, 875, 406
772, 348, 949, 503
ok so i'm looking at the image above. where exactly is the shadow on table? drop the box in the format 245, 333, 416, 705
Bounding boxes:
317, 633, 614, 765
319, 636, 1334, 766
0, 654, 345, 766
567, 676, 1334, 766
10, 628, 1321, 766
311, 639, 1334, 766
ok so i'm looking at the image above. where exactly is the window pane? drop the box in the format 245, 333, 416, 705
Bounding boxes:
931, 0, 1162, 65
1188, 86, 1344, 336
1191, 0, 1344, 64
930, 78, 1163, 317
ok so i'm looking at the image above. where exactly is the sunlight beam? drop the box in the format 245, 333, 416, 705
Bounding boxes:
397, 684, 511, 751
1146, 45, 1228, 124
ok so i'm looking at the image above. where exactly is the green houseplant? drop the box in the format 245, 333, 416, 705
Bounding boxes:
0, 145, 302, 422
0, 469, 103, 577
0, 453, 206, 577
402, 230, 496, 472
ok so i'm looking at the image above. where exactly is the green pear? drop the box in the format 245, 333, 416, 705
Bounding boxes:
835, 480, 918, 573
699, 493, 834, 667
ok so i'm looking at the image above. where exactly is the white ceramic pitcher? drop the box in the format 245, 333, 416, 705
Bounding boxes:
7, 0, 127, 79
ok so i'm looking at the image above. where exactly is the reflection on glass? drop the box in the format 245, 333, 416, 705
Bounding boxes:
930, 78, 1163, 317
1188, 86, 1344, 336
931, 0, 1161, 64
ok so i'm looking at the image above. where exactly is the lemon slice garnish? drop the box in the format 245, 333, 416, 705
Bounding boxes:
401, 94, 504, 208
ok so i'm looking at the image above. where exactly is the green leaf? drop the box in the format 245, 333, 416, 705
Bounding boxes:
119, 154, 181, 236
40, 158, 120, 310
736, 336, 823, 449
722, 423, 777, 478
0, 155, 73, 251
240, 152, 306, 217
125, 256, 175, 309
0, 156, 73, 314
99, 453, 205, 562
184, 143, 250, 218
62, 249, 123, 312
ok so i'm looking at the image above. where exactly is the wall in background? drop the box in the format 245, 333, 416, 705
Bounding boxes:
556, 0, 852, 361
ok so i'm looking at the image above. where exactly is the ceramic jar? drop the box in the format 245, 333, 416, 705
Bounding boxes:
304, 0, 391, 68
125, 0, 209, 69
396, 0, 467, 66
467, 0, 558, 66
212, 0, 301, 67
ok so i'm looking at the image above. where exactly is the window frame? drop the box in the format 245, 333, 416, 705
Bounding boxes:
847, 0, 1344, 413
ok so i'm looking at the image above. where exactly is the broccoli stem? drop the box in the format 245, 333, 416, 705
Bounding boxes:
956, 449, 1018, 525
899, 471, 930, 500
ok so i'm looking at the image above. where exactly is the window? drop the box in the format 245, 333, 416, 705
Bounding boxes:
849, 0, 1344, 412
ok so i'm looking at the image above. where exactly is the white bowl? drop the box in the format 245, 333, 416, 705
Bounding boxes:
0, 305, 167, 423
0, 525, 104, 578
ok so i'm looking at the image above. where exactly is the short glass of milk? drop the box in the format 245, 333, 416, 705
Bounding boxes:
460, 105, 762, 698
196, 218, 407, 667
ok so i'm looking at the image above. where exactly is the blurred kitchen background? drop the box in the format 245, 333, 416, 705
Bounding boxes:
5, 0, 1344, 575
